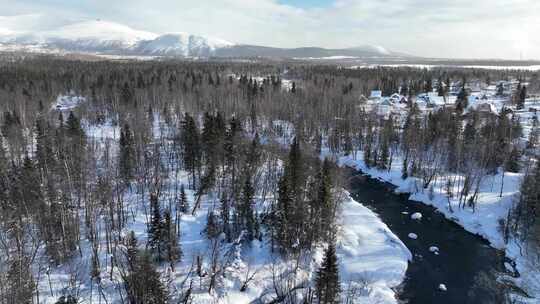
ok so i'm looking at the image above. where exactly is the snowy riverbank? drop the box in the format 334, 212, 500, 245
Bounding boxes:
332, 192, 411, 303
329, 148, 539, 302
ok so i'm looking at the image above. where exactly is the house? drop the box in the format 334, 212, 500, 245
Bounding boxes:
474, 102, 498, 114
417, 92, 447, 107
380, 98, 393, 106
390, 93, 401, 103
369, 90, 383, 101
376, 101, 392, 117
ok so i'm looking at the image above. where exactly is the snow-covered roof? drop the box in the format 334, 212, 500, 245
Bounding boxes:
380, 98, 393, 106
468, 101, 498, 114
370, 90, 382, 98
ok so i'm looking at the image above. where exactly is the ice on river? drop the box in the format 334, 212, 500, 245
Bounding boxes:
410, 212, 422, 220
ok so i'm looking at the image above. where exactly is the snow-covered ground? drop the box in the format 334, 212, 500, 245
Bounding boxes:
34, 116, 411, 304
52, 94, 86, 111
331, 193, 411, 303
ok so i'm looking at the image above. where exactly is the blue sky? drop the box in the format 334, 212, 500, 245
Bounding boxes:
0, 0, 539, 59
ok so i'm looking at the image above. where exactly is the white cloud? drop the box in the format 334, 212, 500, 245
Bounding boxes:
0, 0, 539, 59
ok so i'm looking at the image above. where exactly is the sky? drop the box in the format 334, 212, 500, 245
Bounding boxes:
0, 0, 539, 60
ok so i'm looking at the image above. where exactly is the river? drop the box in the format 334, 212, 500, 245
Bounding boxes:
346, 168, 511, 304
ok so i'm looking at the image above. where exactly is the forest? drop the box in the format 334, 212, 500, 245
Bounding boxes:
0, 56, 539, 303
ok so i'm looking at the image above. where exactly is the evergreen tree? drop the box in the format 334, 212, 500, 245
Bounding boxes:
505, 147, 521, 173
148, 193, 164, 262
273, 138, 307, 253
318, 159, 335, 240
0, 136, 8, 208
437, 78, 445, 96
163, 210, 181, 267
238, 177, 257, 241
177, 184, 189, 213
126, 231, 139, 271
120, 82, 134, 105
6, 256, 35, 304
424, 78, 433, 93
201, 112, 225, 168
315, 243, 340, 304
63, 111, 86, 192
55, 296, 77, 304
401, 157, 409, 180
224, 116, 242, 194
246, 133, 261, 171
20, 155, 44, 211
34, 117, 56, 173
205, 211, 220, 239
119, 123, 136, 184
181, 113, 201, 187
517, 85, 527, 110
456, 85, 469, 112
124, 252, 168, 304
496, 83, 504, 96
220, 191, 232, 242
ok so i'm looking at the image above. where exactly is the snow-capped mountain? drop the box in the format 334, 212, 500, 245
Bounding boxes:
0, 20, 157, 52
0, 19, 400, 59
0, 20, 235, 57
134, 33, 234, 57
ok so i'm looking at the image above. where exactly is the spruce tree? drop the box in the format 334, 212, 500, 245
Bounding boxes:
517, 86, 527, 110
224, 116, 242, 193
0, 136, 8, 208
318, 159, 334, 240
273, 138, 307, 253
437, 78, 445, 96
205, 211, 220, 239
505, 147, 521, 173
119, 123, 136, 184
456, 85, 468, 112
20, 155, 44, 211
239, 177, 257, 241
315, 243, 340, 304
126, 231, 138, 271
163, 210, 181, 267
148, 193, 164, 262
181, 113, 201, 187
125, 252, 168, 304
6, 256, 35, 304
177, 184, 189, 213
220, 191, 231, 242
55, 296, 78, 304
64, 111, 86, 190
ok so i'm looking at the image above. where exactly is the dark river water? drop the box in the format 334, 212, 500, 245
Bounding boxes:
346, 168, 511, 304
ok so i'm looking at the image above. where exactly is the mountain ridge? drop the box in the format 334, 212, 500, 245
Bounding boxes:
0, 20, 402, 59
